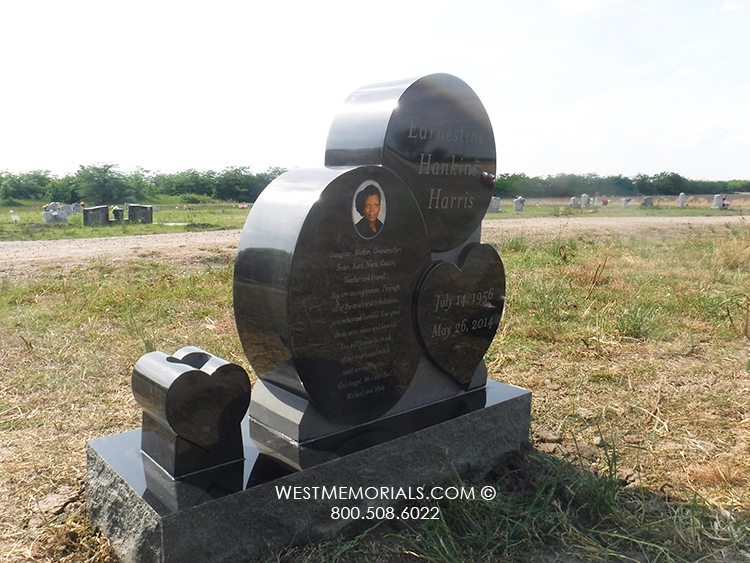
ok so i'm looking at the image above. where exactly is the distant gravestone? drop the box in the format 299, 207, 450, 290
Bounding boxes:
641, 196, 654, 208
42, 212, 53, 223
678, 193, 686, 208
128, 204, 153, 223
487, 197, 502, 213
622, 197, 630, 208
83, 205, 109, 226
569, 197, 580, 209
513, 196, 525, 211
581, 193, 590, 208
711, 194, 722, 209
72, 202, 82, 213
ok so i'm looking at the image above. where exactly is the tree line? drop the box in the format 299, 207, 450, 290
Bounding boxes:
2, 166, 748, 206
0, 164, 287, 206
494, 172, 750, 199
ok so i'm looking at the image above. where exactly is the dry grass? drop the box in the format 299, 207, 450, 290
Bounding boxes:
2, 217, 750, 561
490, 222, 750, 522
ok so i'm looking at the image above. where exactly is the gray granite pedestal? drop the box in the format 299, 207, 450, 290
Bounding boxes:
86, 380, 531, 563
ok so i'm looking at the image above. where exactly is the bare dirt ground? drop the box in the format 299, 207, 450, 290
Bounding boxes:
2, 216, 747, 280
1, 230, 242, 281
481, 214, 747, 241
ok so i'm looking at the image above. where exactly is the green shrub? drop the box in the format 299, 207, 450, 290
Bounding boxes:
180, 193, 205, 204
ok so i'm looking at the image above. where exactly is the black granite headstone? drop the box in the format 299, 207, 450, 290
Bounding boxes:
235, 73, 506, 440
88, 74, 530, 563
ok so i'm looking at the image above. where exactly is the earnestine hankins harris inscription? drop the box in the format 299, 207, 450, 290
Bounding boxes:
325, 73, 496, 252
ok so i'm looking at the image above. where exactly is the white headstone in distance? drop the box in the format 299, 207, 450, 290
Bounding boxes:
622, 198, 629, 208
569, 197, 579, 209
43, 211, 53, 223
513, 197, 525, 212
712, 194, 722, 209
581, 194, 590, 208
678, 193, 686, 208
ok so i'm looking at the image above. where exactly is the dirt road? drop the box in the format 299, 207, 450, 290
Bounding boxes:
1, 215, 746, 280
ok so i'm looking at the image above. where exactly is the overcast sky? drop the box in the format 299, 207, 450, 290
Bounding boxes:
1, 0, 748, 180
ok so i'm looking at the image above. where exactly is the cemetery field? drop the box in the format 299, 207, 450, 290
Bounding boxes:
0, 202, 251, 242
486, 193, 750, 220
2, 195, 749, 242
1, 215, 750, 561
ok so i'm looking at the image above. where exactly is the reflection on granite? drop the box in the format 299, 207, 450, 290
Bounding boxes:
88, 380, 521, 517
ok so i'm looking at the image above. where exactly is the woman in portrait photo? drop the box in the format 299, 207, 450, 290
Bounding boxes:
354, 183, 384, 239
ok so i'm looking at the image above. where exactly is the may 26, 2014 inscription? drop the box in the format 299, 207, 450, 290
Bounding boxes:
415, 243, 506, 389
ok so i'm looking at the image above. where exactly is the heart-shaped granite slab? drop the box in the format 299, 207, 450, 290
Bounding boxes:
132, 350, 251, 448
415, 243, 505, 388
166, 360, 251, 447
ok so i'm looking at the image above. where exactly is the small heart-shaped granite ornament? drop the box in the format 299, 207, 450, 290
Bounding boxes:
166, 360, 251, 447
132, 350, 251, 477
132, 351, 251, 448
415, 243, 505, 388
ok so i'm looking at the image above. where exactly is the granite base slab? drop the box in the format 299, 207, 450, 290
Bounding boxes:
86, 381, 531, 563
